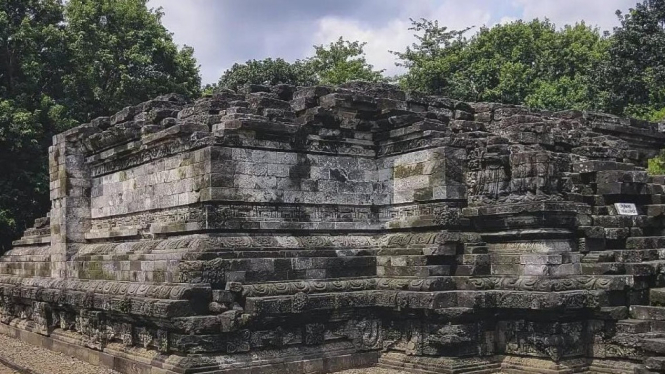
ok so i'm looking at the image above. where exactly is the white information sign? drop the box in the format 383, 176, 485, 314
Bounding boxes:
614, 203, 638, 216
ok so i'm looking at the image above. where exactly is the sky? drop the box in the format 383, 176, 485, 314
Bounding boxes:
147, 0, 639, 85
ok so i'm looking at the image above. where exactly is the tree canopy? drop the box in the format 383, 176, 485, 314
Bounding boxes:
0, 0, 200, 251
218, 58, 316, 92
0, 0, 71, 251
600, 0, 665, 120
394, 18, 609, 112
310, 37, 384, 85
217, 37, 383, 90
63, 0, 201, 122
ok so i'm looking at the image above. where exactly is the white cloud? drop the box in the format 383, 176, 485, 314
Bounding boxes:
514, 0, 635, 31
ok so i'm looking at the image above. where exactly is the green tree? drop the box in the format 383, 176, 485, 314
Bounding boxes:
202, 83, 219, 96
525, 23, 610, 110
395, 19, 608, 111
601, 0, 665, 118
646, 108, 665, 122
392, 19, 469, 97
218, 37, 385, 90
0, 0, 202, 251
649, 151, 665, 174
63, 0, 201, 122
218, 58, 316, 91
0, 0, 74, 251
309, 37, 384, 85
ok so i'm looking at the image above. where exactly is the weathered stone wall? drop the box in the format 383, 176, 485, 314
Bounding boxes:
1, 82, 665, 373
90, 148, 208, 218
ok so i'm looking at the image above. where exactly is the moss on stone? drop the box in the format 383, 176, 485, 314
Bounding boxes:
414, 187, 433, 201
393, 163, 424, 179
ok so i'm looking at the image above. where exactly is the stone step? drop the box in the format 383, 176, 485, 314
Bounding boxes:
581, 262, 659, 276
627, 237, 665, 250
616, 319, 652, 334
643, 338, 665, 354
453, 264, 491, 276
646, 204, 665, 217
645, 357, 665, 373
464, 244, 488, 254
635, 365, 662, 374
583, 249, 663, 263
377, 265, 451, 277
377, 255, 430, 267
629, 262, 662, 276
378, 353, 500, 374
458, 254, 490, 265
631, 306, 665, 321
595, 306, 629, 320
573, 160, 641, 173
618, 248, 665, 261
591, 360, 641, 374
616, 319, 651, 334
652, 289, 665, 307
581, 252, 602, 263
594, 216, 650, 229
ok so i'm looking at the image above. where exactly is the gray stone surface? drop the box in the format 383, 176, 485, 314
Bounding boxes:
0, 331, 117, 374
2, 81, 665, 373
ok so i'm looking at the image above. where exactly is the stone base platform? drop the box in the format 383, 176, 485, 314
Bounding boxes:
379, 353, 640, 374
0, 322, 379, 374
379, 352, 501, 374
0, 320, 644, 374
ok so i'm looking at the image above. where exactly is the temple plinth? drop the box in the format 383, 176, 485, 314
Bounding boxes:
1, 82, 665, 373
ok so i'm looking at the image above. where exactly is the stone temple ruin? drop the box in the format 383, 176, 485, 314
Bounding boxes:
5, 81, 665, 373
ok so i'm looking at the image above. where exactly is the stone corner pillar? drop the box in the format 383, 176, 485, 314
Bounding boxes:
48, 126, 93, 278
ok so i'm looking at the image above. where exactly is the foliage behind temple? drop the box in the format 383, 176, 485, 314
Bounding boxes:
0, 0, 200, 251
217, 37, 384, 90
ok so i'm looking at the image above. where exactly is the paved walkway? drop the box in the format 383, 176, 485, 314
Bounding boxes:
0, 333, 116, 374
0, 363, 18, 374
